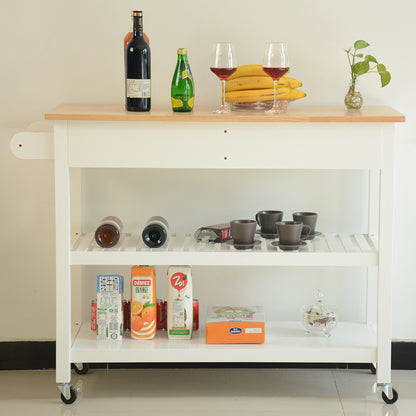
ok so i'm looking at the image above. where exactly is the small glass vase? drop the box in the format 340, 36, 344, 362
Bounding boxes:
344, 81, 363, 110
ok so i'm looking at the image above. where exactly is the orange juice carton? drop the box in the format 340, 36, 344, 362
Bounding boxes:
96, 275, 124, 341
205, 306, 265, 344
131, 266, 157, 340
167, 266, 193, 340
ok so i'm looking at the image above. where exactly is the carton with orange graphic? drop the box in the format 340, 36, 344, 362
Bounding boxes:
167, 266, 193, 340
131, 266, 157, 340
205, 306, 265, 344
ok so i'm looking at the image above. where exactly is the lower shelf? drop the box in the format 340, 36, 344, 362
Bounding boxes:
71, 321, 377, 364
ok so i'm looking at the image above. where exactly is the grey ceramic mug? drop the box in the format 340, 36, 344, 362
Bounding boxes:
276, 221, 310, 245
230, 219, 257, 244
256, 210, 284, 234
292, 212, 318, 235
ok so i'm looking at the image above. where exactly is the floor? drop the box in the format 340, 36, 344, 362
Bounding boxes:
0, 368, 414, 415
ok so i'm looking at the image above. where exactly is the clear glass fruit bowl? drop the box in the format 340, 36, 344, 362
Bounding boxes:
229, 100, 289, 112
301, 290, 337, 337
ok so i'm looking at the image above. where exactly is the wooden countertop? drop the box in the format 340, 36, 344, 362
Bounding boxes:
45, 104, 405, 123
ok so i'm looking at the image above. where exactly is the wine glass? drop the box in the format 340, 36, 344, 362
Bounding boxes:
262, 42, 290, 114
210, 42, 237, 113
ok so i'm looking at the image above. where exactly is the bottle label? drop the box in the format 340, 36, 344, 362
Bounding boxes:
188, 97, 194, 108
126, 79, 151, 98
181, 70, 191, 80
171, 97, 183, 108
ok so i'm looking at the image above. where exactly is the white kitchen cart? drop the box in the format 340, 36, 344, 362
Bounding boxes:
11, 104, 405, 404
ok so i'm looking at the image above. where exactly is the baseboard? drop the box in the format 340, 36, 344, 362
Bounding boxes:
392, 341, 416, 370
0, 342, 55, 370
1, 341, 415, 371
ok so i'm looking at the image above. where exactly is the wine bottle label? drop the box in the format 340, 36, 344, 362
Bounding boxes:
171, 97, 184, 108
126, 79, 151, 98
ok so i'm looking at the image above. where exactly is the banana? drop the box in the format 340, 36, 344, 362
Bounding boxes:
226, 76, 302, 92
227, 64, 270, 80
225, 88, 306, 103
225, 64, 305, 103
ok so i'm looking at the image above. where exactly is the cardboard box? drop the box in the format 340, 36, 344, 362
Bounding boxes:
194, 223, 231, 243
131, 266, 156, 340
97, 275, 124, 340
205, 306, 265, 344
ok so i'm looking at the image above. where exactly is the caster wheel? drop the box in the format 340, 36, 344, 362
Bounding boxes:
73, 363, 89, 375
382, 388, 398, 404
60, 385, 78, 404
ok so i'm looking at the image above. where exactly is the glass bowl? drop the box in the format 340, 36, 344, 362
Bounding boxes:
229, 100, 289, 112
301, 290, 337, 337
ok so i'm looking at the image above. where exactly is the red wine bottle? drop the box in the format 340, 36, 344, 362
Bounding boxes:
124, 32, 150, 49
125, 11, 151, 112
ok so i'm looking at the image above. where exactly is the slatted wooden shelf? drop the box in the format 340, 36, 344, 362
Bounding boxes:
70, 232, 378, 266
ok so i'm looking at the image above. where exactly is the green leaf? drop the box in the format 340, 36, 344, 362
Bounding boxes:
380, 71, 391, 87
352, 61, 370, 76
355, 54, 364, 58
354, 40, 370, 50
365, 55, 378, 63
344, 48, 351, 53
377, 63, 387, 72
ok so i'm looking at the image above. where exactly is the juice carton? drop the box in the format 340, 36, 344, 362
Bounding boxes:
167, 265, 193, 340
131, 266, 157, 340
96, 275, 124, 340
205, 306, 265, 344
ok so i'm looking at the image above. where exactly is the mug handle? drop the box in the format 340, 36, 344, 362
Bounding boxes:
301, 224, 311, 239
255, 212, 260, 226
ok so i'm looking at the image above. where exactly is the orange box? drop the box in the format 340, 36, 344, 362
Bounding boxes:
205, 306, 265, 344
131, 266, 156, 340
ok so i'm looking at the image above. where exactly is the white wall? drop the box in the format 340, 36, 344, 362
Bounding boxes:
1, 0, 415, 341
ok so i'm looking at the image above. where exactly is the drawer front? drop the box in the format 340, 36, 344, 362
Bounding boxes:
67, 121, 385, 169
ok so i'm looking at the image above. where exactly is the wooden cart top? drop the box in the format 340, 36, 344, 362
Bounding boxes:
45, 104, 405, 123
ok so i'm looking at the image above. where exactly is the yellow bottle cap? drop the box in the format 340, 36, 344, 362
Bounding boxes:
177, 48, 188, 55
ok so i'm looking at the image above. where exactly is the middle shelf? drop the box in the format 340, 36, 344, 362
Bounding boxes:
71, 232, 378, 266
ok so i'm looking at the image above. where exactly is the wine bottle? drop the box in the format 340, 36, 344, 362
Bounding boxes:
171, 48, 195, 112
125, 10, 151, 112
124, 32, 150, 49
142, 216, 169, 248
94, 216, 123, 248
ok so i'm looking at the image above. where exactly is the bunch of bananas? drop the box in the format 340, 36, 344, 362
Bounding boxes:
225, 64, 306, 103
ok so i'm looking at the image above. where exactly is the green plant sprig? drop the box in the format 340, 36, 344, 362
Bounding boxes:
345, 40, 391, 92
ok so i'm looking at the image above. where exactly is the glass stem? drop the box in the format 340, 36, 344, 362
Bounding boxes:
273, 79, 278, 109
221, 80, 226, 108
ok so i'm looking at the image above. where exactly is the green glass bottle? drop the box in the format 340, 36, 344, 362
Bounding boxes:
171, 48, 194, 112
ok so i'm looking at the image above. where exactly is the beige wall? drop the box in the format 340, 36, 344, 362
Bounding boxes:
1, 0, 415, 341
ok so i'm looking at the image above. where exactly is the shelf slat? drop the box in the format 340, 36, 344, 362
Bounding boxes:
70, 233, 378, 266
71, 321, 377, 364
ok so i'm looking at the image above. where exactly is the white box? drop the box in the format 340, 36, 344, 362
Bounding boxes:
97, 275, 124, 340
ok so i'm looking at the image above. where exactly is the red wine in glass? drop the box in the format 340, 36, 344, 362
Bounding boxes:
262, 42, 289, 114
262, 67, 289, 81
210, 67, 237, 81
211, 42, 237, 113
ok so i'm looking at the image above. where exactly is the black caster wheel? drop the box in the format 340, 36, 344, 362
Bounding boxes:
73, 363, 89, 375
60, 385, 78, 404
382, 388, 398, 404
